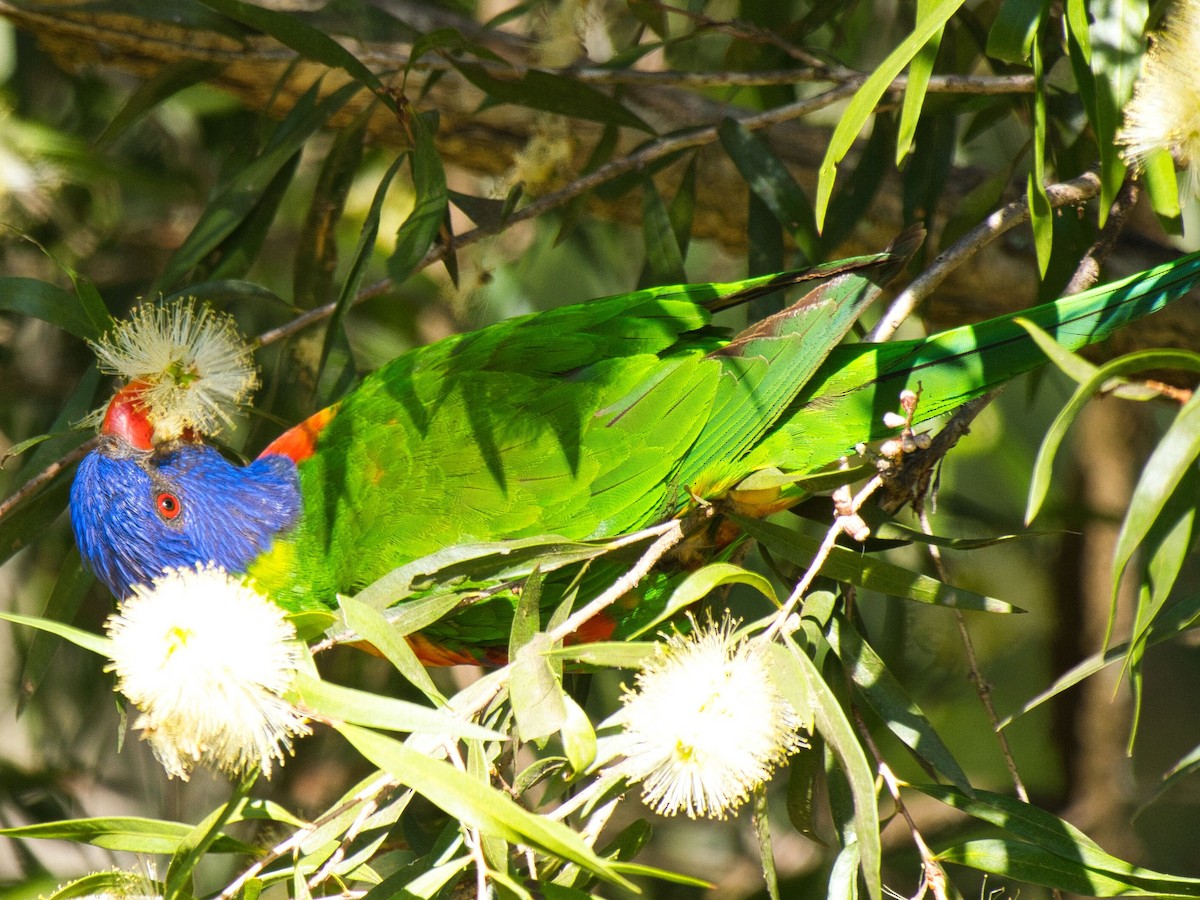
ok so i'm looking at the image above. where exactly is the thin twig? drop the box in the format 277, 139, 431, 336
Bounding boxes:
221, 771, 399, 900
0, 437, 96, 522
918, 504, 1030, 803
760, 475, 883, 642
544, 519, 684, 644
254, 79, 863, 350
868, 171, 1103, 342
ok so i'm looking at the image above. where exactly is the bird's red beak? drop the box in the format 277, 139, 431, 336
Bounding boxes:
101, 381, 155, 451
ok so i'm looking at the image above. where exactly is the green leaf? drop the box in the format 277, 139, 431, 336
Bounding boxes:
1026, 35, 1052, 275
543, 641, 660, 668
338, 595, 445, 704
166, 776, 255, 900
334, 722, 633, 889
780, 637, 881, 900
40, 872, 163, 900
294, 111, 368, 309
1111, 391, 1200, 627
315, 150, 406, 405
560, 692, 597, 775
631, 562, 777, 638
938, 839, 1153, 895
291, 671, 503, 741
155, 79, 361, 291
388, 110, 448, 284
0, 817, 251, 855
917, 783, 1200, 894
999, 589, 1200, 728
815, 0, 965, 228
511, 636, 568, 742
196, 0, 390, 104
1143, 150, 1183, 235
0, 277, 109, 340
986, 0, 1048, 63
896, 0, 945, 164
718, 118, 819, 261
825, 613, 971, 793
1088, 0, 1149, 218
18, 550, 94, 714
753, 788, 780, 900
97, 59, 222, 147
0, 610, 112, 658
451, 60, 652, 133
1022, 339, 1200, 523
640, 178, 686, 286
734, 516, 1016, 613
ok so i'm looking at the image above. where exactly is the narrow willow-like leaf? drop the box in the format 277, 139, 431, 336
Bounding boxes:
783, 636, 881, 900
1088, 0, 1149, 219
985, 0, 1047, 62
0, 609, 112, 658
388, 110, 448, 284
1111, 392, 1200, 637
938, 839, 1153, 895
734, 516, 1015, 613
155, 80, 361, 291
292, 672, 502, 741
640, 178, 686, 286
1022, 337, 1200, 524
1000, 589, 1200, 728
917, 783, 1200, 894
543, 641, 659, 668
339, 595, 444, 704
197, 0, 390, 103
0, 817, 251, 855
1143, 150, 1184, 235
452, 61, 652, 133
316, 151, 407, 403
0, 277, 107, 341
1027, 34, 1052, 275
630, 561, 778, 638
896, 0, 944, 164
815, 0, 965, 228
98, 59, 222, 147
560, 692, 597, 774
294, 112, 367, 309
334, 722, 633, 889
166, 775, 255, 900
17, 550, 94, 714
825, 613, 971, 793
718, 118, 819, 261
753, 787, 780, 900
510, 635, 567, 741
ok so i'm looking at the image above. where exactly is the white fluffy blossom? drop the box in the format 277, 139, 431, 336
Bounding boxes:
611, 618, 805, 819
91, 299, 258, 441
1118, 0, 1200, 194
105, 564, 309, 780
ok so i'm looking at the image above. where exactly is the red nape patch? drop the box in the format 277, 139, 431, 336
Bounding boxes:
258, 405, 337, 463
101, 381, 154, 450
564, 611, 618, 646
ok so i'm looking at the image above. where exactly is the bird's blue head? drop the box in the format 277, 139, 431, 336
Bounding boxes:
70, 387, 301, 598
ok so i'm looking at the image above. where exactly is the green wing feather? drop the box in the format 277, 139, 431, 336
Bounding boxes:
249, 244, 1200, 625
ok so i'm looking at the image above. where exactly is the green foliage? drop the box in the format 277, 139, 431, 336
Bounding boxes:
3, 1, 1200, 899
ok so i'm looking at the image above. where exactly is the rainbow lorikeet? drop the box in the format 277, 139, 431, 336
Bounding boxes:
69, 235, 1200, 663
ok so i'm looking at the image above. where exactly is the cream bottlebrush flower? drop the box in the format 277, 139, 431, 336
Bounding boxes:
612, 618, 805, 819
1117, 0, 1200, 193
105, 564, 310, 780
91, 299, 259, 441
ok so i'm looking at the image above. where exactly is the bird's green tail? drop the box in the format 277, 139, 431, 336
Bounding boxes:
756, 250, 1200, 476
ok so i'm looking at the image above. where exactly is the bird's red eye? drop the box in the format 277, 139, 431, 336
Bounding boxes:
156, 492, 182, 520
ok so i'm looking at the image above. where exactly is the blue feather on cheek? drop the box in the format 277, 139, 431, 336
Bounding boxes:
70, 438, 301, 598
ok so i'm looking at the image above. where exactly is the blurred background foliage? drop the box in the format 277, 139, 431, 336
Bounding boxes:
1, 0, 1200, 897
